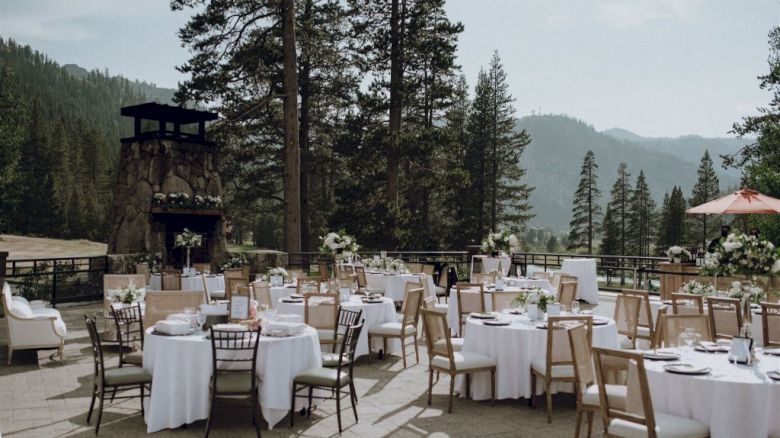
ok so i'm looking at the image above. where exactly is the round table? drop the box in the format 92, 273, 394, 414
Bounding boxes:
276, 296, 399, 357
644, 347, 780, 438
142, 326, 321, 432
365, 272, 435, 302
458, 315, 619, 400
269, 285, 298, 308
148, 274, 224, 292
560, 258, 599, 304
446, 287, 555, 336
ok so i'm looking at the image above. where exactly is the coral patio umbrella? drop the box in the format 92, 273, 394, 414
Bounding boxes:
686, 188, 780, 214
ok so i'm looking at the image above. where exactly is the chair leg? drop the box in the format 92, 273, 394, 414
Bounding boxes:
414, 335, 419, 365
574, 409, 583, 438
545, 380, 553, 423
139, 384, 145, 418
87, 384, 97, 424
59, 342, 64, 361
290, 383, 296, 427
7, 346, 12, 365
427, 369, 434, 406
253, 391, 261, 438
307, 386, 313, 417
465, 373, 470, 400
490, 370, 495, 403
401, 336, 407, 368
367, 336, 372, 363
447, 374, 455, 413
383, 337, 388, 360
336, 384, 342, 434
586, 410, 594, 438
349, 381, 358, 422
110, 387, 117, 402
529, 373, 536, 407
95, 388, 105, 436
205, 386, 216, 438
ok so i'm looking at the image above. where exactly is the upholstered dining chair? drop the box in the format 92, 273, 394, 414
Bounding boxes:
491, 291, 518, 312
399, 279, 423, 315
620, 289, 656, 348
234, 284, 253, 301
143, 290, 205, 327
369, 288, 423, 368
304, 293, 339, 349
225, 278, 248, 302
552, 273, 577, 291
434, 265, 450, 303
761, 302, 780, 347
250, 281, 272, 309
420, 308, 496, 413
670, 293, 704, 315
407, 262, 422, 274
421, 264, 435, 276
111, 304, 144, 367
557, 281, 578, 310
161, 272, 181, 290
568, 322, 627, 438
456, 283, 486, 335
614, 294, 642, 349
291, 320, 363, 434
85, 316, 152, 436
134, 263, 150, 286
530, 315, 593, 423
205, 327, 261, 438
202, 273, 226, 302
706, 296, 742, 340
656, 314, 712, 347
591, 347, 709, 438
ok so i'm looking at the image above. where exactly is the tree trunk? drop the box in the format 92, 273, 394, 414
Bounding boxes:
387, 0, 404, 208
298, 0, 313, 252
282, 0, 301, 253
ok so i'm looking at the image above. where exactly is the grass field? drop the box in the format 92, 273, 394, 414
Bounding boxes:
0, 234, 107, 260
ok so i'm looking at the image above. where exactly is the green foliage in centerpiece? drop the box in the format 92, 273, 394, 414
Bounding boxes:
219, 253, 249, 272
512, 287, 554, 312
320, 230, 359, 256
480, 229, 520, 255
153, 192, 222, 209
702, 232, 780, 276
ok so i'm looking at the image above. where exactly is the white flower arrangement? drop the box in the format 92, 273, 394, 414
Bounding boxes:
362, 257, 406, 272
219, 253, 248, 272
174, 228, 203, 248
112, 284, 143, 305
666, 246, 692, 262
726, 281, 766, 305
153, 192, 222, 209
513, 287, 555, 311
480, 229, 521, 255
702, 232, 779, 276
267, 267, 288, 278
679, 280, 716, 296
319, 230, 359, 256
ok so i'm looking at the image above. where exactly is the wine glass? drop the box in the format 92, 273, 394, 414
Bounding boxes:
184, 307, 196, 329
571, 301, 580, 315
197, 311, 207, 332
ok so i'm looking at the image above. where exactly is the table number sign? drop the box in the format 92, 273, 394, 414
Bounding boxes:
230, 295, 250, 321
729, 336, 753, 365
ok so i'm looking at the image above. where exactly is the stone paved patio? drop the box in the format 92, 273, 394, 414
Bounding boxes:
0, 300, 616, 437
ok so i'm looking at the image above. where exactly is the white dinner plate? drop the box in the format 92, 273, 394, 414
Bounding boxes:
663, 363, 711, 375
644, 351, 680, 361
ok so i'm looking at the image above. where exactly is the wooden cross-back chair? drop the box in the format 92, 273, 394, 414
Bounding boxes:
620, 289, 655, 347
706, 296, 742, 340
761, 302, 780, 347
670, 293, 704, 315
456, 283, 485, 335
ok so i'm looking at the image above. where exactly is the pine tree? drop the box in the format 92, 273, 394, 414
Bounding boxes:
627, 170, 656, 256
0, 67, 26, 232
568, 150, 602, 253
689, 150, 720, 247
606, 162, 632, 256
546, 235, 559, 252
600, 205, 620, 256
656, 186, 686, 252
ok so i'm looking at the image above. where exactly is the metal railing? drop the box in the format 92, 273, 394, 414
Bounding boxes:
4, 256, 108, 307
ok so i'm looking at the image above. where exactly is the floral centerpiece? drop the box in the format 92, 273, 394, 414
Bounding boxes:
678, 280, 716, 296
320, 230, 359, 261
219, 253, 249, 272
133, 252, 161, 274
512, 287, 555, 312
174, 228, 203, 269
666, 246, 692, 263
267, 267, 288, 286
726, 281, 766, 305
702, 232, 780, 276
112, 284, 144, 305
480, 229, 520, 256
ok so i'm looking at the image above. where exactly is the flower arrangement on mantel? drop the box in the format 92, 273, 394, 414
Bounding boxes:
480, 229, 520, 256
665, 246, 692, 263
153, 192, 223, 209
219, 253, 249, 272
702, 232, 780, 276
320, 230, 360, 256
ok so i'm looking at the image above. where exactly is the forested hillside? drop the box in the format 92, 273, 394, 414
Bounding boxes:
0, 38, 156, 240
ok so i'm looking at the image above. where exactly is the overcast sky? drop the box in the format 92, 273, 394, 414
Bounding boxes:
0, 0, 777, 137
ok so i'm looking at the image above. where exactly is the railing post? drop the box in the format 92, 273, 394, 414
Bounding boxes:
0, 251, 7, 285
51, 262, 58, 308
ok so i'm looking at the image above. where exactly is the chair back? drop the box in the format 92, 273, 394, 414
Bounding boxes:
471, 272, 496, 286
422, 296, 438, 310
402, 288, 424, 328
621, 289, 654, 334
162, 272, 181, 290
84, 315, 107, 385
706, 296, 742, 340
437, 265, 449, 288
657, 314, 712, 347
201, 274, 213, 303
225, 277, 248, 301
235, 284, 252, 300
251, 281, 272, 309
416, 274, 434, 299
297, 277, 322, 295
552, 273, 577, 290
400, 279, 423, 314
421, 308, 456, 371
162, 268, 181, 275
491, 291, 518, 311
336, 319, 365, 376
534, 271, 552, 281
210, 328, 261, 394
103, 274, 147, 315
287, 268, 306, 282
567, 322, 595, 400
456, 283, 485, 318
557, 281, 578, 309
614, 294, 642, 346
761, 302, 780, 347
591, 347, 657, 438
670, 293, 704, 315
355, 266, 368, 288
544, 316, 593, 372
421, 264, 434, 276
144, 290, 205, 327
335, 308, 363, 353
304, 293, 339, 332
318, 261, 329, 281
193, 263, 211, 274
135, 263, 151, 285
407, 262, 422, 274
223, 267, 244, 278
111, 303, 144, 365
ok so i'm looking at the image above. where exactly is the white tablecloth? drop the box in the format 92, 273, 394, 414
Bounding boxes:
365, 272, 435, 302
505, 278, 555, 291
142, 326, 321, 432
148, 274, 224, 292
644, 347, 780, 438
471, 255, 511, 278
276, 296, 399, 357
270, 285, 298, 308
560, 259, 599, 304
650, 299, 766, 346
446, 287, 554, 336
458, 316, 619, 400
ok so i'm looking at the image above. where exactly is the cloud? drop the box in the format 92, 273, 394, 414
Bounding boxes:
597, 0, 703, 28
0, 0, 165, 42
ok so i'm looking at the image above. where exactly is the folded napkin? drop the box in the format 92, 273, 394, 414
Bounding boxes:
155, 320, 192, 335
167, 313, 192, 322
265, 321, 306, 337
212, 323, 248, 332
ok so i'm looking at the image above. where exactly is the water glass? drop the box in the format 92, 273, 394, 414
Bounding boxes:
571, 301, 580, 314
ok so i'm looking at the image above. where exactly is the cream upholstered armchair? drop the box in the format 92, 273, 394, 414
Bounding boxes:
3, 282, 67, 364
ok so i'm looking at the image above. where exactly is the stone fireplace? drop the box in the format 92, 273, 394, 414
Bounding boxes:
108, 103, 227, 268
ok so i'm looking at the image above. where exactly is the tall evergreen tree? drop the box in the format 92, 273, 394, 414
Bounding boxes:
606, 162, 632, 256
627, 170, 656, 256
688, 150, 720, 247
0, 67, 25, 232
600, 205, 620, 256
656, 186, 686, 252
568, 150, 602, 253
